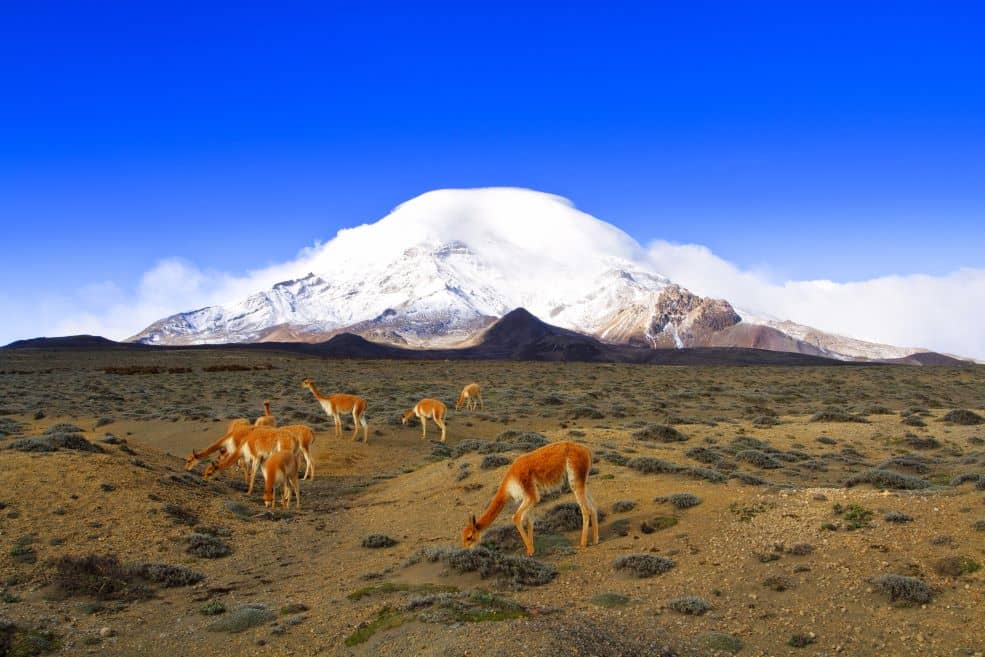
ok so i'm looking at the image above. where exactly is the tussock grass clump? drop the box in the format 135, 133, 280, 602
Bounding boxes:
933, 556, 981, 577
414, 546, 557, 586
686, 466, 728, 483
816, 435, 837, 445
612, 554, 675, 578
480, 525, 525, 553
347, 582, 458, 601
871, 574, 933, 605
949, 473, 984, 487
6, 433, 103, 453
811, 410, 868, 423
667, 595, 711, 615
185, 533, 231, 558
700, 631, 743, 654
493, 430, 548, 451
534, 503, 607, 533
904, 434, 940, 450
736, 449, 780, 469
591, 592, 630, 607
362, 534, 399, 549
942, 409, 984, 425
223, 501, 252, 518
838, 503, 874, 530
763, 575, 795, 591
0, 418, 25, 436
752, 415, 780, 427
200, 601, 226, 615
641, 516, 678, 533
207, 604, 275, 633
612, 500, 636, 513
411, 589, 527, 624
730, 471, 769, 486
598, 450, 629, 466
786, 543, 814, 555
44, 423, 84, 434
480, 454, 511, 469
685, 446, 723, 465
729, 435, 772, 451
163, 504, 199, 526
569, 406, 604, 420
48, 555, 200, 600
626, 457, 684, 475
657, 493, 701, 509
885, 511, 913, 523
129, 562, 205, 587
845, 469, 930, 490
49, 554, 148, 601
878, 455, 931, 474
632, 424, 688, 442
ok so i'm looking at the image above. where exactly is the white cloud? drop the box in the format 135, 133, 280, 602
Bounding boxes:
646, 240, 985, 359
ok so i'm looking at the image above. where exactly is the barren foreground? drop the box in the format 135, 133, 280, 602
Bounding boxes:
1, 348, 983, 657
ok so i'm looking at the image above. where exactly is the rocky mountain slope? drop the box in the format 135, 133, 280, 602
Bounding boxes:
129, 188, 926, 361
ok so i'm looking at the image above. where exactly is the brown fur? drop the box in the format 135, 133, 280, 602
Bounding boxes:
262, 450, 300, 509
184, 418, 250, 473
254, 399, 277, 427
402, 398, 448, 442
462, 441, 598, 555
204, 425, 301, 495
302, 377, 369, 442
455, 382, 483, 411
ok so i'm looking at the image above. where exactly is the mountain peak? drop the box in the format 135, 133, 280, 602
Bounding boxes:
127, 188, 927, 362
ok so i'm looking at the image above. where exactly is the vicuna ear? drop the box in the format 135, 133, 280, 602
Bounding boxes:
470, 514, 477, 527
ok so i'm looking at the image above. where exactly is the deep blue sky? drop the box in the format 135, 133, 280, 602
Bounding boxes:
3, 1, 984, 307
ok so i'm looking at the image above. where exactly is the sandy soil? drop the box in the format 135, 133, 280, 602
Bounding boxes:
1, 349, 983, 656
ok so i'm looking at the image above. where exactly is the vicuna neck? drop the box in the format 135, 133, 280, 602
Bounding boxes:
476, 480, 511, 530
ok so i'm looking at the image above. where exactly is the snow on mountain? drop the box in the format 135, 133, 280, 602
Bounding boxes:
129, 187, 922, 361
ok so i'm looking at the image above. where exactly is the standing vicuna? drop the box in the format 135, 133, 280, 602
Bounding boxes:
254, 399, 276, 427
402, 398, 448, 442
461, 441, 598, 555
455, 383, 483, 411
301, 378, 369, 443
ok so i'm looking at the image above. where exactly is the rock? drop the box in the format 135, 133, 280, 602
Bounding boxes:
99, 626, 114, 638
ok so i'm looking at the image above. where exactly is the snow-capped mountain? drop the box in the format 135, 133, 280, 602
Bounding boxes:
129, 188, 925, 361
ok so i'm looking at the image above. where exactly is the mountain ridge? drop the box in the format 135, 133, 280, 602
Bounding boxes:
126, 188, 932, 362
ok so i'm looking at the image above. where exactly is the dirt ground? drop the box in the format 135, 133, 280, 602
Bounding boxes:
1, 348, 983, 656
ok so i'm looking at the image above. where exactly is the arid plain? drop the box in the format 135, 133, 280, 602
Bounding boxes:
1, 348, 983, 657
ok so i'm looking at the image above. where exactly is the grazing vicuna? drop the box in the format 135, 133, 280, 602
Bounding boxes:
262, 450, 301, 509
461, 441, 598, 555
402, 398, 448, 442
201, 425, 300, 495
254, 399, 276, 427
184, 418, 251, 476
301, 378, 369, 442
455, 383, 483, 411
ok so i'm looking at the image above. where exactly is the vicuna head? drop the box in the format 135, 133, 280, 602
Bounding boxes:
401, 409, 416, 425
461, 514, 480, 548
